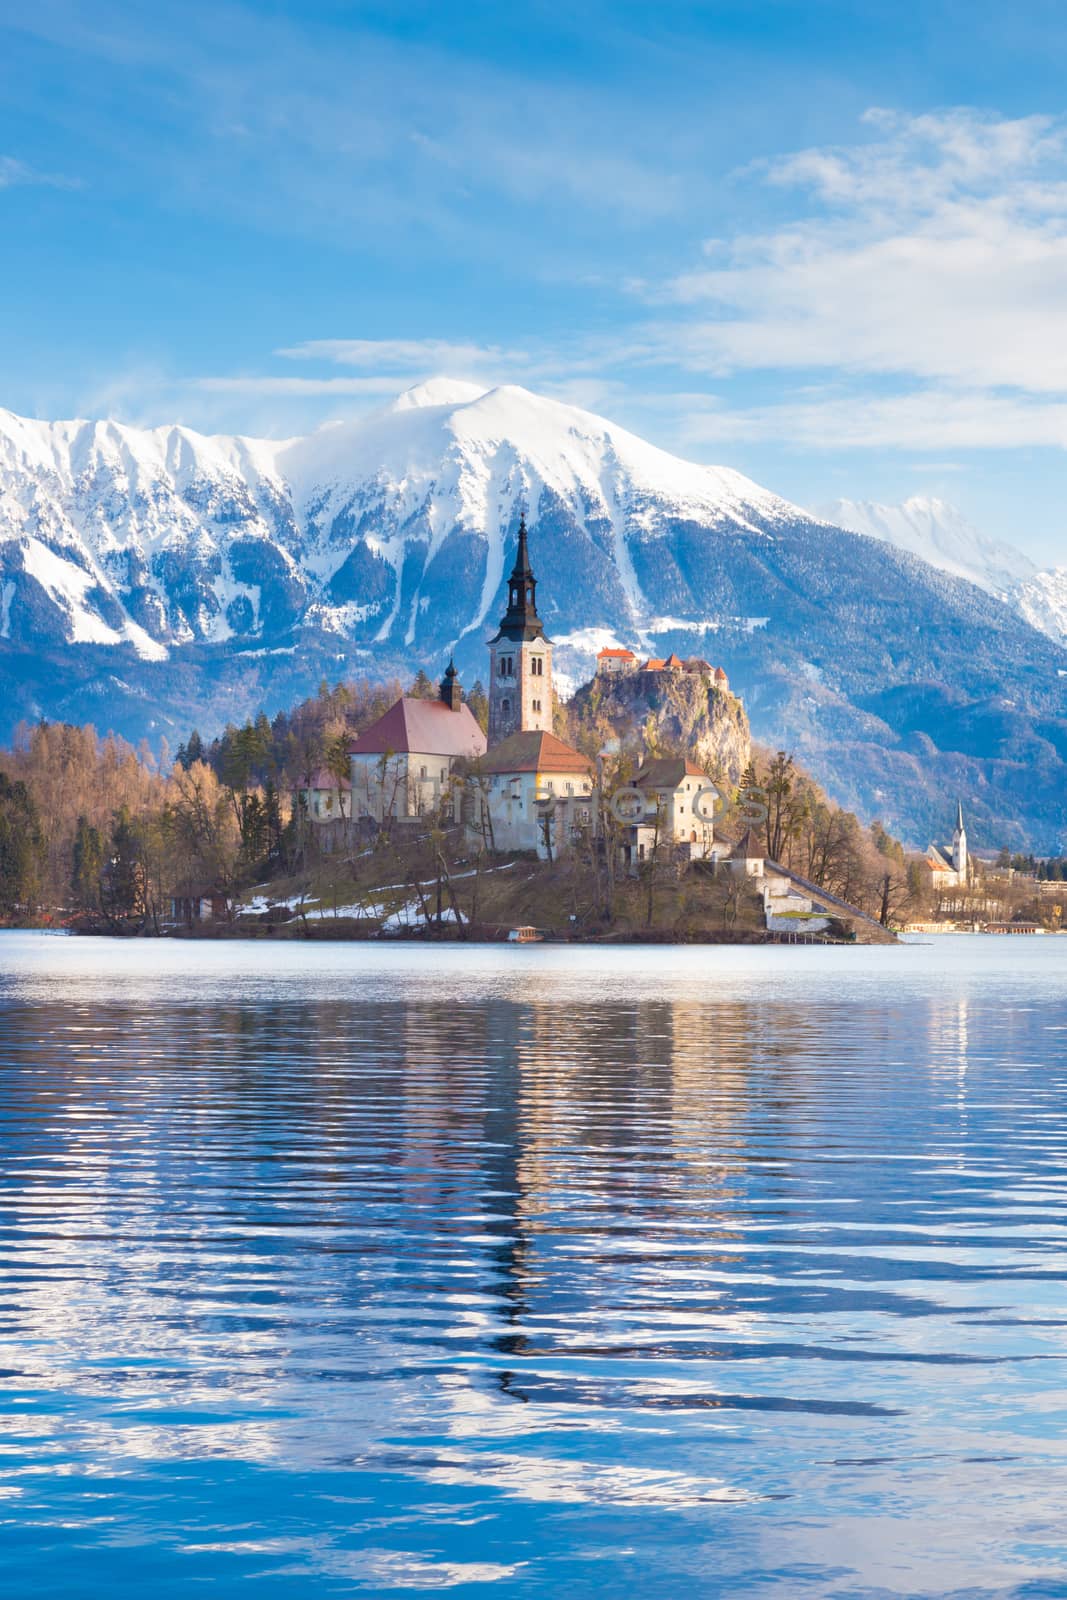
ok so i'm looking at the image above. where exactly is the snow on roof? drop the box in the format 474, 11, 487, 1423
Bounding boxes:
348, 697, 487, 759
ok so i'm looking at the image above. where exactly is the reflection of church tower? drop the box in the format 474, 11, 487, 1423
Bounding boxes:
952, 799, 968, 880
488, 513, 553, 746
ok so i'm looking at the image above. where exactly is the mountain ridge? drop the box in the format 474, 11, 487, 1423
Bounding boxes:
820, 493, 1067, 650
1, 381, 1066, 851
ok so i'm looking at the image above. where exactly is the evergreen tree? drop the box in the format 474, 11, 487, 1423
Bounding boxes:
465, 679, 489, 732
0, 772, 44, 916
181, 730, 205, 770
410, 669, 435, 699
104, 807, 145, 917
71, 815, 104, 910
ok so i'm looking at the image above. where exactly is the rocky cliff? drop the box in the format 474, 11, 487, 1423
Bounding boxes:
566, 667, 751, 789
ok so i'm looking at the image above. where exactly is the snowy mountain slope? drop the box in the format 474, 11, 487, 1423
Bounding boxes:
0, 404, 297, 653
1012, 566, 1067, 646
818, 496, 1036, 597
819, 492, 1067, 652
0, 380, 805, 663
2, 381, 1067, 848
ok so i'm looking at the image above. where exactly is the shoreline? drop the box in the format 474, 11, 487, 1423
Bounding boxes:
10, 916, 889, 946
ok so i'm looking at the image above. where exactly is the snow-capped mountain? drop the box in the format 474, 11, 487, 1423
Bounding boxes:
818, 495, 1036, 598
0, 378, 805, 666
2, 379, 1067, 849
1012, 566, 1067, 647
819, 493, 1067, 651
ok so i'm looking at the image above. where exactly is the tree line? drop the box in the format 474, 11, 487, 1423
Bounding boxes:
0, 673, 489, 924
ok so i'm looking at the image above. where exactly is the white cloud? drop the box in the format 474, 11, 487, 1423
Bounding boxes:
275, 338, 528, 370
193, 374, 412, 396
0, 155, 80, 190
658, 109, 1067, 395
678, 388, 1067, 452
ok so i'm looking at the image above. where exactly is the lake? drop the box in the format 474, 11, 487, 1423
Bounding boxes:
1, 931, 1067, 1598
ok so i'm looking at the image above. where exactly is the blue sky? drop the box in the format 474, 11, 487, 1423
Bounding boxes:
4, 0, 1067, 563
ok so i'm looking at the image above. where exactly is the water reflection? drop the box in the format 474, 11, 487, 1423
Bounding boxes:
1, 934, 1067, 1596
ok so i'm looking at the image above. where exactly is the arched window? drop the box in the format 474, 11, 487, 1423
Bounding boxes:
501, 697, 511, 719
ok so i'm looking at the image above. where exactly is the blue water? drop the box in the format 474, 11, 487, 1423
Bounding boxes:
2, 932, 1067, 1598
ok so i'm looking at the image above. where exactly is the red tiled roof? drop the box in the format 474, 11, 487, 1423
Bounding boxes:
348, 698, 488, 759
714, 666, 728, 680
477, 730, 594, 776
597, 646, 636, 659
663, 653, 685, 669
634, 757, 711, 789
639, 657, 666, 671
729, 828, 763, 860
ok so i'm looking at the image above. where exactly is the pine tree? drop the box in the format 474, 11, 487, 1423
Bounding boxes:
465, 679, 489, 732
0, 773, 44, 916
71, 816, 104, 910
104, 807, 145, 918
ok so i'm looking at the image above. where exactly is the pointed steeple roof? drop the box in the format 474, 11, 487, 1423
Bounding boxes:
511, 511, 534, 583
955, 797, 965, 833
492, 510, 548, 643
439, 656, 462, 710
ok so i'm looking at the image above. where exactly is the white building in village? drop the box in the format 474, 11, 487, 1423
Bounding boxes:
296, 766, 351, 822
619, 757, 719, 869
476, 730, 594, 857
348, 661, 487, 822
922, 801, 969, 889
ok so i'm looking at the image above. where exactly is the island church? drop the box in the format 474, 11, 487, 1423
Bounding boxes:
334, 513, 722, 861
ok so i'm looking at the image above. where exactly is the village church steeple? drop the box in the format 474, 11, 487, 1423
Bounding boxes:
952, 798, 968, 879
488, 512, 553, 745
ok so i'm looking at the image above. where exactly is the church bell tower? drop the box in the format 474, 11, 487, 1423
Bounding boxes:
488, 512, 553, 745
952, 798, 968, 880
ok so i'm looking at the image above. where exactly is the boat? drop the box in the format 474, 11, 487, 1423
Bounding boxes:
507, 925, 544, 943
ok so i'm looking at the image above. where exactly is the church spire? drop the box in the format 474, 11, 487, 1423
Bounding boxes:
952, 797, 968, 879
439, 656, 462, 711
511, 510, 534, 583
492, 510, 545, 643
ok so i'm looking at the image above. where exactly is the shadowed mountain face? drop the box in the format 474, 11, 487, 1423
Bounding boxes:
1, 380, 1065, 849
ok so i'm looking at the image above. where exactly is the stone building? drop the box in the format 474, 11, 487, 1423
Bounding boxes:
296, 766, 351, 822
348, 660, 486, 822
488, 514, 553, 744
619, 757, 719, 868
475, 730, 594, 858
595, 646, 638, 675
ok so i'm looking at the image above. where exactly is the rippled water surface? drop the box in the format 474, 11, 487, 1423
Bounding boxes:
3, 932, 1067, 1598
